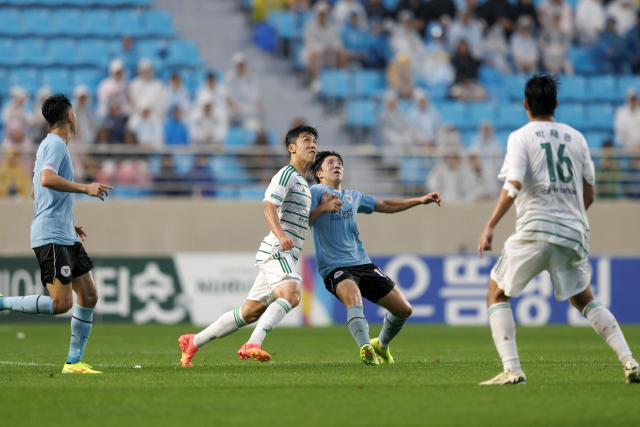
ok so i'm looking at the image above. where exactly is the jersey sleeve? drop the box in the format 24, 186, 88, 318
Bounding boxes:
356, 192, 377, 214
263, 169, 294, 206
498, 132, 528, 183
310, 185, 324, 210
582, 135, 596, 185
41, 141, 66, 175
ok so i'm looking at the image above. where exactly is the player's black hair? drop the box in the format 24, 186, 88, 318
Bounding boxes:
525, 74, 559, 118
284, 125, 318, 155
41, 94, 72, 127
311, 150, 343, 184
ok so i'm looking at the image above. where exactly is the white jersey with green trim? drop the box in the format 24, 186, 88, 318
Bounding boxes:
499, 121, 596, 257
256, 164, 312, 265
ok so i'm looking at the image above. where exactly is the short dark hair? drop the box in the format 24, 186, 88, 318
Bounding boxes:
311, 151, 343, 184
41, 94, 72, 127
284, 125, 318, 155
525, 74, 559, 118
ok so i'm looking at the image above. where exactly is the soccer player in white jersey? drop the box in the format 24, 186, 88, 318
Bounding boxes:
178, 125, 318, 366
477, 75, 639, 385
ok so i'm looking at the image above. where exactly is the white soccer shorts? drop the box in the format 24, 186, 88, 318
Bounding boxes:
247, 252, 301, 306
490, 236, 591, 301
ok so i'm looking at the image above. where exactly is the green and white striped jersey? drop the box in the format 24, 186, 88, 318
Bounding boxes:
256, 164, 312, 265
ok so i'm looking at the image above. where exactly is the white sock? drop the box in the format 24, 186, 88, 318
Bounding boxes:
583, 301, 634, 366
193, 308, 248, 348
247, 298, 292, 346
488, 302, 522, 373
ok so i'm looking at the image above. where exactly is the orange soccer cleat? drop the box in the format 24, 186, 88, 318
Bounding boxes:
238, 343, 271, 362
178, 334, 199, 367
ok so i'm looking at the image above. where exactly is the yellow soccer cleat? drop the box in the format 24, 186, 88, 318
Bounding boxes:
479, 371, 526, 385
62, 362, 102, 374
370, 338, 394, 364
360, 343, 380, 365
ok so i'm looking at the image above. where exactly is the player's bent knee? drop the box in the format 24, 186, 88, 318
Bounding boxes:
284, 293, 301, 309
52, 298, 73, 315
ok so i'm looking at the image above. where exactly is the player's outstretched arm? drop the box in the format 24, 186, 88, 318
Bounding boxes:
264, 200, 295, 251
477, 180, 521, 258
40, 169, 113, 201
309, 190, 343, 225
374, 192, 441, 214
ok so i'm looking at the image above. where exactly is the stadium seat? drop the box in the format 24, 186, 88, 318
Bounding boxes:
51, 9, 84, 37
72, 68, 103, 92
584, 131, 612, 149
41, 69, 72, 94
555, 104, 586, 129
9, 68, 40, 94
226, 127, 258, 148
113, 10, 143, 38
82, 10, 113, 37
346, 99, 376, 128
215, 186, 238, 199
210, 157, 254, 184
588, 76, 620, 103
320, 69, 349, 99
142, 10, 175, 37
438, 102, 469, 129
494, 103, 528, 130
618, 76, 640, 96
467, 102, 496, 127
0, 69, 7, 97
22, 9, 52, 36
268, 11, 295, 40
47, 39, 78, 66
0, 9, 22, 37
15, 39, 47, 67
503, 74, 528, 101
557, 76, 587, 103
568, 47, 598, 75
239, 185, 267, 200
171, 154, 194, 175
0, 39, 17, 66
165, 40, 200, 67
460, 130, 476, 147
495, 130, 511, 147
78, 39, 109, 67
585, 104, 615, 131
350, 70, 385, 98
400, 157, 429, 185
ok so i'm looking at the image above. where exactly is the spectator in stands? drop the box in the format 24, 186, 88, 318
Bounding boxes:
243, 129, 282, 185
1, 120, 32, 166
95, 127, 110, 145
448, 9, 484, 59
165, 73, 192, 118
483, 21, 512, 73
407, 89, 442, 147
124, 130, 137, 145
341, 12, 372, 63
196, 72, 226, 108
129, 59, 165, 119
365, 18, 394, 68
575, 0, 606, 46
30, 86, 52, 143
614, 88, 640, 149
538, 0, 573, 37
595, 18, 629, 74
627, 11, 640, 74
127, 104, 164, 149
72, 86, 96, 146
511, 20, 539, 73
450, 40, 487, 101
377, 91, 414, 146
606, 0, 637, 37
366, 0, 394, 21
393, 0, 430, 35
333, 0, 368, 29
427, 155, 468, 202
435, 122, 463, 147
153, 154, 187, 197
2, 87, 30, 138
164, 106, 190, 146
596, 141, 623, 199
390, 10, 425, 64
97, 59, 130, 121
623, 156, 640, 198
467, 151, 500, 200
226, 53, 265, 128
423, 23, 456, 88
387, 52, 414, 99
0, 150, 31, 198
303, 2, 348, 84
511, 0, 538, 28
189, 95, 228, 146
103, 101, 129, 144
120, 36, 137, 77
423, 0, 457, 23
187, 154, 216, 197
539, 14, 574, 74
471, 121, 500, 150
474, 0, 513, 30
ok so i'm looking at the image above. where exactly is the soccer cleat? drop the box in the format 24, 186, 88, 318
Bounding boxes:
238, 343, 271, 362
178, 334, 199, 367
479, 371, 526, 385
624, 360, 640, 383
62, 362, 102, 374
370, 338, 394, 364
360, 343, 380, 365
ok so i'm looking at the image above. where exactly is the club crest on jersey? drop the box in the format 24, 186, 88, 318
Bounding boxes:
344, 195, 352, 203
60, 266, 71, 277
334, 271, 344, 278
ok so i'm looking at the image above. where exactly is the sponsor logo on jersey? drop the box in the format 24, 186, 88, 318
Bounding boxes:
297, 216, 309, 226
344, 195, 352, 203
60, 266, 71, 277
330, 207, 354, 221
334, 271, 344, 278
271, 194, 283, 202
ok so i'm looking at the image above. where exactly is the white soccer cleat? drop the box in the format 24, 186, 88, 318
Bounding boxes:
624, 360, 640, 383
479, 371, 527, 385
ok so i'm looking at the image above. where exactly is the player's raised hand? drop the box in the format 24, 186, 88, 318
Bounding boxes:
478, 227, 494, 259
320, 189, 339, 205
85, 183, 114, 201
324, 198, 343, 213
420, 192, 441, 206
279, 235, 295, 251
74, 225, 87, 241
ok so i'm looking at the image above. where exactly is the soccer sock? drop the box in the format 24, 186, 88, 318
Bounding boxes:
346, 304, 370, 348
378, 312, 407, 350
583, 301, 634, 366
193, 308, 248, 348
488, 302, 522, 373
66, 304, 93, 365
0, 295, 54, 315
247, 299, 292, 346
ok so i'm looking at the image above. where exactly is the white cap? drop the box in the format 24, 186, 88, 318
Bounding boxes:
315, 1, 330, 13
626, 87, 638, 98
36, 85, 52, 100
137, 58, 153, 72
109, 58, 125, 74
413, 88, 427, 101
73, 85, 91, 98
9, 86, 27, 99
232, 52, 246, 64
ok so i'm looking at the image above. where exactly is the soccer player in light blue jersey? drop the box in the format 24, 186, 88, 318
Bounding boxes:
0, 94, 113, 374
309, 151, 441, 365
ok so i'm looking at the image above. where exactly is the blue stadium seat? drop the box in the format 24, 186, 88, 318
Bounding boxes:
268, 11, 295, 39
16, 39, 47, 66
349, 69, 385, 98
82, 10, 113, 37
618, 76, 640, 96
400, 157, 428, 185
0, 39, 17, 66
558, 76, 587, 103
438, 102, 469, 129
0, 9, 22, 37
51, 9, 84, 37
588, 76, 620, 103
72, 68, 102, 92
78, 39, 109, 67
584, 132, 612, 149
346, 99, 376, 128
9, 68, 40, 94
166, 40, 200, 67
459, 130, 476, 147
568, 47, 598, 75
210, 157, 254, 184
467, 102, 496, 127
495, 131, 510, 147
320, 69, 349, 99
555, 104, 586, 129
47, 39, 78, 66
0, 69, 7, 97
494, 103, 528, 130
41, 69, 72, 94
113, 10, 143, 38
22, 9, 52, 36
142, 10, 175, 37
585, 104, 615, 131
226, 127, 258, 148
136, 39, 165, 62
215, 186, 238, 199
239, 185, 267, 200
503, 74, 528, 101
171, 154, 194, 175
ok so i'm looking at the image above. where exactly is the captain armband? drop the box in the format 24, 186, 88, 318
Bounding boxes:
503, 182, 520, 198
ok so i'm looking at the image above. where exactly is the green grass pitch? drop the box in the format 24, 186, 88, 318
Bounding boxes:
1, 323, 638, 427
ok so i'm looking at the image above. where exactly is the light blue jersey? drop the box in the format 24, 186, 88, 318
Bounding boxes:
30, 133, 79, 248
310, 184, 377, 279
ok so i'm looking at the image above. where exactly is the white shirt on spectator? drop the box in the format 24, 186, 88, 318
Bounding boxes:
127, 112, 164, 148
538, 0, 574, 36
129, 76, 165, 118
164, 83, 192, 117
332, 0, 368, 29
614, 102, 640, 149
189, 103, 228, 145
606, 0, 638, 36
448, 17, 484, 59
511, 31, 539, 70
97, 76, 129, 120
575, 0, 606, 46
303, 18, 343, 54
407, 104, 442, 145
